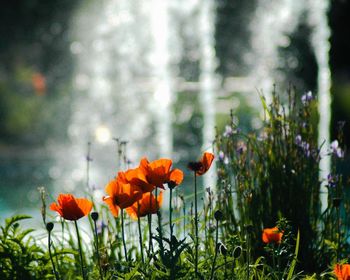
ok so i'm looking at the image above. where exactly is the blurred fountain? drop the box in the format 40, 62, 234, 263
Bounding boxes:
50, 0, 331, 207
247, 0, 305, 104
52, 0, 218, 195
198, 0, 218, 189
307, 0, 331, 212
54, 0, 175, 193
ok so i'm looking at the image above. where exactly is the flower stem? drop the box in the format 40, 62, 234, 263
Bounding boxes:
169, 187, 173, 246
210, 219, 219, 280
74, 220, 86, 280
194, 172, 199, 277
148, 193, 154, 255
137, 202, 144, 263
121, 209, 128, 262
169, 187, 174, 279
337, 206, 341, 262
93, 219, 103, 280
247, 230, 250, 280
48, 230, 59, 280
155, 187, 165, 259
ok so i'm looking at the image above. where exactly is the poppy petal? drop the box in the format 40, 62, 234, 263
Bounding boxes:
103, 196, 119, 217
169, 168, 184, 185
50, 202, 63, 217
75, 198, 93, 216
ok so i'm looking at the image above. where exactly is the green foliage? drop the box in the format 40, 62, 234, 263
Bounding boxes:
0, 215, 50, 280
216, 89, 326, 272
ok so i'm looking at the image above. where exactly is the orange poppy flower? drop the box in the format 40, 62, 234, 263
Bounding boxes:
50, 194, 92, 221
126, 191, 163, 219
188, 152, 215, 176
262, 227, 283, 244
124, 167, 155, 193
103, 172, 143, 217
139, 157, 184, 188
334, 264, 350, 280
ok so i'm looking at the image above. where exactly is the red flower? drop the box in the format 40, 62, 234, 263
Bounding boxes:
334, 264, 350, 280
139, 157, 184, 188
262, 227, 283, 244
103, 172, 143, 217
50, 194, 92, 221
126, 191, 163, 219
188, 152, 214, 176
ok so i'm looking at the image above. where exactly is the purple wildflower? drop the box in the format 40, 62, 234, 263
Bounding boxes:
301, 141, 311, 157
97, 220, 107, 235
301, 91, 313, 105
219, 151, 225, 161
330, 140, 344, 158
219, 151, 229, 165
236, 141, 247, 155
327, 173, 339, 188
295, 135, 302, 146
223, 125, 234, 137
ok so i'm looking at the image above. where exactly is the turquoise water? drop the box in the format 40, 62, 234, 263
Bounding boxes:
0, 153, 54, 217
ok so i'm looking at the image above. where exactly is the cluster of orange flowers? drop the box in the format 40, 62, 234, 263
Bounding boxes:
50, 152, 214, 221
103, 157, 184, 219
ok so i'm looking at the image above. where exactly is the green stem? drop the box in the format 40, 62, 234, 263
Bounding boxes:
183, 201, 186, 240
169, 187, 174, 279
193, 172, 199, 277
209, 219, 219, 280
48, 230, 59, 280
337, 206, 341, 262
74, 220, 86, 280
148, 193, 153, 255
147, 214, 154, 255
137, 202, 144, 263
247, 231, 250, 280
121, 209, 128, 262
93, 219, 103, 280
155, 187, 165, 260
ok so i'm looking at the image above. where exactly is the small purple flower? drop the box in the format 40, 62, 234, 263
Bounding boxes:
97, 220, 107, 235
295, 135, 302, 146
218, 151, 229, 165
327, 173, 339, 188
330, 140, 344, 158
301, 91, 313, 105
223, 125, 233, 137
236, 141, 247, 155
301, 141, 310, 157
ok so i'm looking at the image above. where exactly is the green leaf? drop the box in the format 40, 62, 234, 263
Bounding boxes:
258, 92, 272, 120
287, 229, 300, 280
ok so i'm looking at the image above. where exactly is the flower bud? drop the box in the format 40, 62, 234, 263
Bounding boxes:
46, 222, 54, 232
91, 211, 99, 221
214, 210, 224, 221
